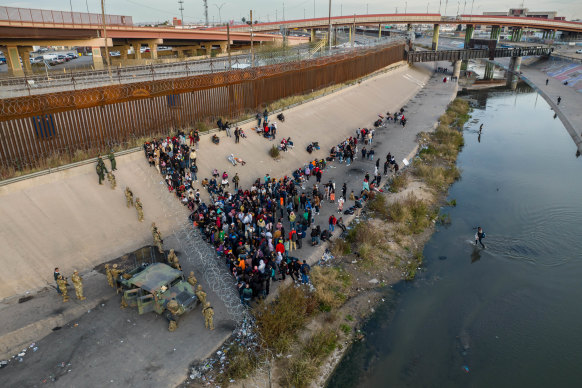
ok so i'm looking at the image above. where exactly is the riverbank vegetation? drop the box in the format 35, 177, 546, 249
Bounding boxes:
191, 98, 470, 387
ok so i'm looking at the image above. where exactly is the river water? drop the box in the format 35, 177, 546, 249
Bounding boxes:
328, 84, 582, 387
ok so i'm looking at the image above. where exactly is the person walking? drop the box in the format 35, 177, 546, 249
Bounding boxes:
557, 96, 562, 105
546, 78, 549, 85
474, 226, 486, 248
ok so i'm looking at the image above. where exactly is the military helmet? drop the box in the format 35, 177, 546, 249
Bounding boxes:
105, 264, 110, 268
73, 270, 78, 273
189, 271, 194, 276
170, 248, 175, 253
205, 302, 211, 308
113, 264, 118, 268
167, 300, 178, 309
197, 285, 203, 290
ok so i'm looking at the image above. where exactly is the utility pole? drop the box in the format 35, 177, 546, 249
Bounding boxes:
283, 2, 285, 21
86, 0, 90, 14
178, 0, 184, 25
405, 1, 408, 14
215, 3, 226, 25
328, 0, 332, 51
314, 0, 316, 18
100, 0, 111, 74
203, 0, 209, 26
250, 10, 254, 67
227, 23, 232, 69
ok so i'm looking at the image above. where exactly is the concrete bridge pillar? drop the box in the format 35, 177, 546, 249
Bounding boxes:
150, 43, 158, 60
379, 24, 382, 39
432, 24, 440, 50
219, 42, 228, 53
506, 56, 522, 88
310, 29, 316, 42
511, 27, 523, 42
120, 45, 129, 60
484, 61, 495, 80
17, 46, 33, 72
91, 47, 104, 70
490, 25, 501, 42
2, 45, 24, 75
133, 43, 142, 60
453, 60, 462, 79
464, 24, 474, 49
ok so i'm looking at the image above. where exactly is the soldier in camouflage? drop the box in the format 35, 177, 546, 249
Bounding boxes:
125, 187, 134, 208
96, 163, 105, 185
167, 249, 181, 270
151, 222, 163, 253
56, 275, 69, 302
135, 198, 144, 222
107, 172, 116, 190
105, 264, 114, 288
195, 284, 207, 306
167, 299, 180, 332
187, 271, 197, 288
110, 264, 124, 291
71, 270, 86, 300
202, 302, 214, 330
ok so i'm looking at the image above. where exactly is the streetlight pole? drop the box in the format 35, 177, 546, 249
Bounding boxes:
100, 0, 111, 75
328, 0, 332, 51
214, 3, 226, 25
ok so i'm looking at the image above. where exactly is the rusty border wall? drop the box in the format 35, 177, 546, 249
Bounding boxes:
0, 43, 404, 172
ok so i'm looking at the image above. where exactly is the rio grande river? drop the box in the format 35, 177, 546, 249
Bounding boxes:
328, 84, 582, 387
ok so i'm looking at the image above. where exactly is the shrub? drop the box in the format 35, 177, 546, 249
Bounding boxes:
389, 173, 408, 193
269, 145, 280, 159
311, 267, 351, 310
388, 193, 431, 234
253, 286, 317, 353
331, 239, 351, 256
368, 194, 390, 219
216, 344, 262, 385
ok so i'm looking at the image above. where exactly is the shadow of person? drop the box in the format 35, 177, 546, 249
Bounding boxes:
471, 246, 482, 263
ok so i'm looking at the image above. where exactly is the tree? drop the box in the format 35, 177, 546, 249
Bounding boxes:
241, 17, 246, 23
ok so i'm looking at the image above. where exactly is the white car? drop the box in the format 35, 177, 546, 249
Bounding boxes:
576, 49, 582, 54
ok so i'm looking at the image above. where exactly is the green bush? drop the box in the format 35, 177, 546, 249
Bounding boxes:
269, 145, 280, 159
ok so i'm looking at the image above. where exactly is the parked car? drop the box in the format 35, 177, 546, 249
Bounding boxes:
57, 54, 70, 62
0, 57, 6, 65
30, 56, 44, 64
66, 53, 77, 60
109, 51, 121, 57
576, 49, 582, 54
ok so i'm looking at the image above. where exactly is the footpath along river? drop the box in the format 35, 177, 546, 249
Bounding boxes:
327, 83, 582, 387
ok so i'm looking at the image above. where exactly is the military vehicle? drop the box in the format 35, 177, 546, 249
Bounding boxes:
118, 262, 199, 331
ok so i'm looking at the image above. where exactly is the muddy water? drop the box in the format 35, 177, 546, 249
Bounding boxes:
328, 85, 582, 388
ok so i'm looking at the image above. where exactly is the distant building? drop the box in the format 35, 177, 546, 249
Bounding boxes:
483, 8, 565, 21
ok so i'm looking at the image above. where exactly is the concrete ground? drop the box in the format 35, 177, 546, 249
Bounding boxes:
0, 61, 459, 387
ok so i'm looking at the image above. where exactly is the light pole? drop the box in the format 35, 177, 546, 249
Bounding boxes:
214, 3, 226, 25
328, 0, 332, 51
86, 0, 90, 14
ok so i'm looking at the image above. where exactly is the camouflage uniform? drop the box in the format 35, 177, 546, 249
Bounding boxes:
187, 271, 197, 288
167, 300, 180, 332
107, 172, 116, 190
71, 270, 86, 300
105, 264, 114, 288
135, 198, 144, 222
202, 302, 214, 330
125, 187, 134, 208
110, 264, 124, 291
167, 249, 181, 270
56, 275, 69, 302
96, 163, 105, 185
151, 222, 163, 253
195, 285, 207, 306
108, 150, 117, 171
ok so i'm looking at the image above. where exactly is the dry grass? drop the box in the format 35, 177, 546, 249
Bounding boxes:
310, 267, 351, 311
388, 193, 434, 235
279, 328, 338, 388
253, 285, 317, 354
413, 162, 461, 190
368, 193, 390, 220
215, 344, 262, 386
389, 172, 409, 193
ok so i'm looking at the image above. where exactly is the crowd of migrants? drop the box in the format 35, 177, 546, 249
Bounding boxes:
142, 110, 403, 306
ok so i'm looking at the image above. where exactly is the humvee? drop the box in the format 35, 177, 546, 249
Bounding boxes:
118, 262, 199, 330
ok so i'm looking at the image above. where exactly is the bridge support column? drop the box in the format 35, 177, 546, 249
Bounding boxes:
17, 46, 32, 72
120, 45, 129, 60
453, 60, 462, 79
133, 43, 142, 60
91, 47, 104, 70
432, 24, 440, 50
484, 61, 495, 80
511, 27, 523, 42
310, 29, 316, 42
506, 56, 522, 89
490, 25, 501, 42
2, 45, 23, 75
464, 24, 474, 49
551, 30, 556, 40
150, 43, 158, 60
